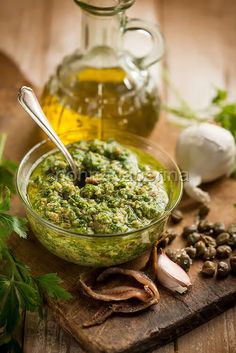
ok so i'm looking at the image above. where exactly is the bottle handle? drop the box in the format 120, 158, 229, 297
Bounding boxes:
122, 18, 165, 70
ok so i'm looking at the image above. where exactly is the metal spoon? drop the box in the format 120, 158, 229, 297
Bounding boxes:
18, 86, 79, 182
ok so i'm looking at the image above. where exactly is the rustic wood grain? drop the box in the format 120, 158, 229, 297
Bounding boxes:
24, 310, 175, 353
1, 50, 236, 353
177, 306, 236, 353
24, 311, 86, 353
1, 0, 236, 352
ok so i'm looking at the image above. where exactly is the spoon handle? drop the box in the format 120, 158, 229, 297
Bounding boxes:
18, 86, 78, 180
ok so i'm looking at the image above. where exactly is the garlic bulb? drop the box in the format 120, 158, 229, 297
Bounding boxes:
176, 123, 236, 204
156, 252, 192, 294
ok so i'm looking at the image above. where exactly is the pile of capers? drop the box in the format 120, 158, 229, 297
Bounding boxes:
166, 205, 236, 279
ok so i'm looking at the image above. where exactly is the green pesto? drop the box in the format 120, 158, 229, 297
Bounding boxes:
28, 139, 169, 235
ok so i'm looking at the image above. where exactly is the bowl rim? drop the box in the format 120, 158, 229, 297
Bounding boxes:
16, 133, 183, 238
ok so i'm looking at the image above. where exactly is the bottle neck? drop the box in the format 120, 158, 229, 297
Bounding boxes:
81, 11, 123, 53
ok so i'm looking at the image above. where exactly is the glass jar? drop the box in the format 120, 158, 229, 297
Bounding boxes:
41, 0, 164, 143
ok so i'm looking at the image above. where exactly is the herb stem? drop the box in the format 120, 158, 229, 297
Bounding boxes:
0, 133, 7, 163
162, 69, 193, 111
1, 245, 22, 283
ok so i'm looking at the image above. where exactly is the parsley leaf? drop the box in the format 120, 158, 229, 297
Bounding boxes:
214, 103, 236, 141
0, 186, 28, 240
0, 134, 72, 350
0, 186, 10, 212
212, 88, 228, 104
0, 175, 72, 350
163, 80, 236, 183
0, 278, 21, 334
163, 82, 236, 143
0, 135, 18, 194
0, 214, 28, 239
0, 338, 23, 353
35, 273, 72, 300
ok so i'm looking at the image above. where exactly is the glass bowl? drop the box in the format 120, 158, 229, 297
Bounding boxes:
16, 129, 182, 267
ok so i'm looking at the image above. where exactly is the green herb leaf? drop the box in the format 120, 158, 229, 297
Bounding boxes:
212, 88, 228, 104
0, 275, 9, 300
0, 186, 10, 212
35, 273, 72, 300
0, 134, 72, 350
0, 186, 28, 239
0, 214, 28, 239
0, 332, 12, 346
0, 338, 23, 353
164, 105, 199, 121
0, 134, 7, 162
11, 217, 28, 239
163, 73, 236, 144
0, 279, 21, 333
13, 259, 32, 284
214, 103, 236, 140
0, 164, 18, 194
14, 281, 42, 311
0, 134, 18, 193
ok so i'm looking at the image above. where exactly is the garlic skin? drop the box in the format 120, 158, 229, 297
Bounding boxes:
176, 123, 236, 203
156, 252, 192, 294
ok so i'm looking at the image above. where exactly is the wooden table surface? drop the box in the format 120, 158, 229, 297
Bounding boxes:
1, 0, 236, 352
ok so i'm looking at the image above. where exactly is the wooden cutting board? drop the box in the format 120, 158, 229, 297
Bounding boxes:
1, 52, 236, 353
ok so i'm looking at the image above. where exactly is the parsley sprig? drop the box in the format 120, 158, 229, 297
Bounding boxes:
0, 135, 72, 352
163, 71, 236, 141
0, 134, 18, 193
0, 186, 28, 239
213, 89, 236, 141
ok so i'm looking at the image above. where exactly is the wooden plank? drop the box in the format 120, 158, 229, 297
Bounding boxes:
177, 306, 236, 353
14, 315, 26, 352
24, 310, 86, 353
24, 309, 175, 353
151, 344, 176, 353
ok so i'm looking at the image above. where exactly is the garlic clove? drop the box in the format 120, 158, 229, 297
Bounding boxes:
175, 123, 236, 204
156, 251, 192, 294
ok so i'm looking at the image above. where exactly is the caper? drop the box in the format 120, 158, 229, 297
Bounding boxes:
201, 261, 216, 277
198, 204, 210, 220
216, 232, 230, 246
165, 248, 177, 262
198, 220, 214, 233
227, 233, 236, 249
166, 229, 178, 244
176, 252, 192, 272
202, 235, 216, 248
185, 246, 197, 259
170, 209, 183, 224
203, 246, 216, 260
194, 240, 207, 257
217, 261, 230, 279
227, 223, 236, 235
182, 224, 198, 238
216, 245, 232, 259
186, 232, 201, 245
230, 256, 236, 275
213, 222, 225, 236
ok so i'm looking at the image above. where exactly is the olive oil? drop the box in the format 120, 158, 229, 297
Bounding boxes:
41, 67, 160, 143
